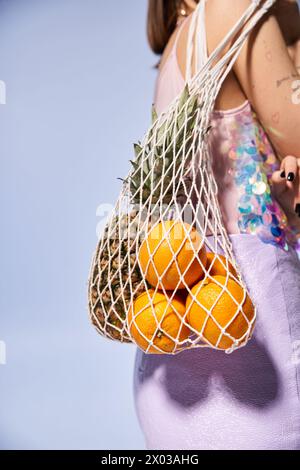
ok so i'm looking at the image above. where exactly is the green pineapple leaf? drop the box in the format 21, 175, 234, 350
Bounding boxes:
156, 120, 168, 144
151, 104, 158, 124
176, 109, 186, 134
133, 143, 143, 159
129, 159, 140, 172
178, 84, 189, 113
127, 82, 202, 206
142, 157, 151, 176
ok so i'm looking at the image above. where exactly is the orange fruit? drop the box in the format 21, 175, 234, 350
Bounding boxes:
138, 220, 207, 290
205, 252, 237, 277
186, 275, 255, 350
127, 289, 190, 354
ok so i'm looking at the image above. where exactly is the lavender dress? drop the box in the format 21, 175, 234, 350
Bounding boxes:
134, 5, 300, 450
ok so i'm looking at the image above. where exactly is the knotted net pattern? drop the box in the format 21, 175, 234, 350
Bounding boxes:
88, 0, 277, 354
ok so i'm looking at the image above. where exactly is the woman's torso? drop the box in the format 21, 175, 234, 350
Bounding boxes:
153, 1, 299, 253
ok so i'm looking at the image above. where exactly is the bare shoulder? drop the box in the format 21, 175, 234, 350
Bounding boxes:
206, 0, 253, 16
176, 0, 262, 74
205, 0, 269, 56
175, 0, 300, 157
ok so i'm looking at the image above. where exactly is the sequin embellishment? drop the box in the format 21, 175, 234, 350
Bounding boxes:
224, 106, 299, 253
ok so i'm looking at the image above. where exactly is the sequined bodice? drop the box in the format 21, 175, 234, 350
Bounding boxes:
209, 101, 299, 252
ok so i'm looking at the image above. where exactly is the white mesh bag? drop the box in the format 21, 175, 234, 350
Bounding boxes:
88, 0, 277, 354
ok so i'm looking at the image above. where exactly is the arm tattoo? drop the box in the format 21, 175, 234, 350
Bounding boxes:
276, 66, 300, 87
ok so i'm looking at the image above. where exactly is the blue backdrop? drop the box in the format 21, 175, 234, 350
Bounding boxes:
1, 0, 299, 451
0, 0, 155, 450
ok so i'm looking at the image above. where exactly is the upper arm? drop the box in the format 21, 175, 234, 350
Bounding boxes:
206, 0, 300, 158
